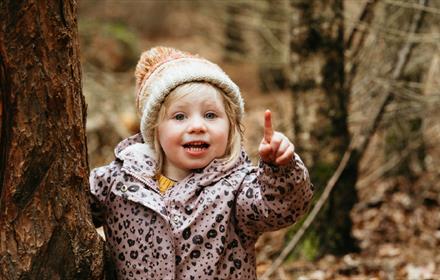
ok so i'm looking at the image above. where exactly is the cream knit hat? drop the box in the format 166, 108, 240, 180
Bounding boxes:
135, 46, 244, 146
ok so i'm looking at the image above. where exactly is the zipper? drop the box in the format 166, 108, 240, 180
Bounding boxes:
121, 167, 160, 193
122, 167, 177, 278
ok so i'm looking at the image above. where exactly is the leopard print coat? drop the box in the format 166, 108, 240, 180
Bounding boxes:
89, 133, 313, 280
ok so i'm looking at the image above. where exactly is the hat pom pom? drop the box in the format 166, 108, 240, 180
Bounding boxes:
135, 47, 195, 112
135, 47, 195, 91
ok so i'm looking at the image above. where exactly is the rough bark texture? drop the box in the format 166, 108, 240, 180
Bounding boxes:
289, 0, 359, 257
0, 1, 105, 279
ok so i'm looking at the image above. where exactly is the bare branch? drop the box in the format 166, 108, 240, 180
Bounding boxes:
385, 0, 440, 15
261, 1, 427, 278
344, 17, 440, 44
357, 0, 426, 153
345, 0, 379, 90
345, 0, 379, 50
357, 136, 423, 188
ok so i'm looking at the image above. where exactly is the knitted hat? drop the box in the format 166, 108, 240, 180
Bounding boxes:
135, 46, 244, 146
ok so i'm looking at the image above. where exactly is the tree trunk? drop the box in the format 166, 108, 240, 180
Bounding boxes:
0, 1, 106, 279
289, 0, 359, 258
258, 0, 289, 92
223, 2, 248, 62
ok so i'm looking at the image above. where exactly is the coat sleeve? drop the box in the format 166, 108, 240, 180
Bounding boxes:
233, 153, 313, 240
89, 160, 120, 227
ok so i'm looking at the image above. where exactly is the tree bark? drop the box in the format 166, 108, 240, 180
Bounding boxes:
0, 1, 105, 279
289, 0, 359, 257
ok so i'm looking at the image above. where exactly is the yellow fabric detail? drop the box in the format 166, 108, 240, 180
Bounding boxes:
158, 174, 175, 194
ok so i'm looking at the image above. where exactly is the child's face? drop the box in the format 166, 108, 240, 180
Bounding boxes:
157, 88, 230, 180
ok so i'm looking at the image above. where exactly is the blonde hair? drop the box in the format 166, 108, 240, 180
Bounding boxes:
151, 82, 243, 175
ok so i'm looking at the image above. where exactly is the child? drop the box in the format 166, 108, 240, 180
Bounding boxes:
90, 47, 313, 280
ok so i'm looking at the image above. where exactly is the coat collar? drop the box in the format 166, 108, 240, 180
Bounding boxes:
113, 133, 251, 187
115, 134, 157, 179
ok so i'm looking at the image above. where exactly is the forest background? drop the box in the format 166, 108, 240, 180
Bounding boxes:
1, 0, 440, 279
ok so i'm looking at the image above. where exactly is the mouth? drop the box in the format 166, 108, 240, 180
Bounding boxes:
182, 141, 210, 151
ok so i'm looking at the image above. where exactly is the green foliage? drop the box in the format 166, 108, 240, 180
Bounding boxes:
311, 160, 336, 187
300, 232, 320, 260
102, 22, 138, 49
284, 219, 320, 261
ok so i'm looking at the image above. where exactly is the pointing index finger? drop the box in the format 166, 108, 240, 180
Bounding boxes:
264, 109, 273, 143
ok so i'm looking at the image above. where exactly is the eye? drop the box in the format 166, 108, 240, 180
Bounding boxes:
205, 112, 217, 119
173, 113, 185, 121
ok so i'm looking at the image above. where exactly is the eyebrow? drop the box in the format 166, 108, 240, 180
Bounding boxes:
169, 99, 223, 111
167, 102, 191, 111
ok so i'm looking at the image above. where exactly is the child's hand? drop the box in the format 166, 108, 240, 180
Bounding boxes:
258, 110, 295, 166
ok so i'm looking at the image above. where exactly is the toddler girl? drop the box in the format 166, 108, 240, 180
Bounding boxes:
90, 47, 313, 280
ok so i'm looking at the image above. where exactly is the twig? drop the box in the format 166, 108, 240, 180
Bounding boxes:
385, 0, 440, 15
260, 1, 426, 278
345, 0, 379, 94
357, 0, 426, 154
357, 137, 423, 188
344, 17, 440, 44
345, 0, 379, 51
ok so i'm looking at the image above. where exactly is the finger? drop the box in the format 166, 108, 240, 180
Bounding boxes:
258, 142, 272, 158
275, 139, 290, 158
270, 134, 282, 155
275, 145, 294, 165
259, 143, 273, 161
263, 109, 273, 143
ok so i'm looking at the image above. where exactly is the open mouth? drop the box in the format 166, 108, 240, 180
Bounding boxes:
182, 141, 210, 151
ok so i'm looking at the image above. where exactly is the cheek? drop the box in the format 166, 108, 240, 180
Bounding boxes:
218, 123, 230, 152
158, 123, 184, 152
157, 124, 175, 149
158, 135, 178, 158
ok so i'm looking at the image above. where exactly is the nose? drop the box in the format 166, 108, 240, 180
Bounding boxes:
187, 115, 207, 133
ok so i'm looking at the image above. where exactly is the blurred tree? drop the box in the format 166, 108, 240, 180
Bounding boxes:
289, 0, 359, 258
288, 0, 428, 259
258, 0, 290, 92
380, 2, 427, 180
224, 2, 248, 62
0, 1, 110, 279
423, 47, 440, 174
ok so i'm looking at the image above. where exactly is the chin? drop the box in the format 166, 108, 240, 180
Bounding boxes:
187, 164, 208, 170
185, 160, 212, 170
